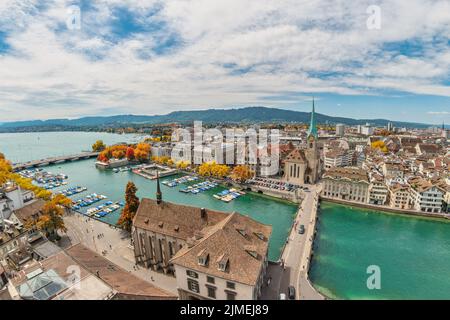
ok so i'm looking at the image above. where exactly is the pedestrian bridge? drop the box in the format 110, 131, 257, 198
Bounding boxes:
12, 151, 100, 171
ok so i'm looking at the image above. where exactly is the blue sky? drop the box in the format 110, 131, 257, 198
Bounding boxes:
0, 0, 449, 124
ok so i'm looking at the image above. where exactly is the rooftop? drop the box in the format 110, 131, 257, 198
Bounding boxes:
170, 212, 272, 286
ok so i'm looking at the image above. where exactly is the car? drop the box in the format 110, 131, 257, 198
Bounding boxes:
288, 286, 296, 299
298, 225, 305, 234
279, 293, 287, 300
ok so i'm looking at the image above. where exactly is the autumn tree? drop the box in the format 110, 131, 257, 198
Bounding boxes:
371, 140, 389, 153
176, 160, 190, 170
134, 143, 151, 162
230, 165, 254, 183
198, 162, 230, 178
126, 147, 135, 160
34, 201, 67, 241
92, 140, 106, 152
118, 182, 140, 232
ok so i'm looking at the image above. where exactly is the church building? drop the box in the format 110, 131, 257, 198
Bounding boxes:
283, 99, 321, 185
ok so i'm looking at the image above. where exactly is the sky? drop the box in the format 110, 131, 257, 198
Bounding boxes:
0, 0, 449, 124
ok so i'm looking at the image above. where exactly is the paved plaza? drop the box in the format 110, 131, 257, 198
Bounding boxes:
61, 213, 177, 294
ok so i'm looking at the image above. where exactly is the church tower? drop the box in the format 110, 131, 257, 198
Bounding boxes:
156, 171, 162, 204
305, 97, 321, 184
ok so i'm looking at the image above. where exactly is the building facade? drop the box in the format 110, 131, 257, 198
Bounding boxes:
322, 167, 370, 203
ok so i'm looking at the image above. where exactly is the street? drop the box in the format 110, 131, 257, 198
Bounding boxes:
275, 184, 324, 300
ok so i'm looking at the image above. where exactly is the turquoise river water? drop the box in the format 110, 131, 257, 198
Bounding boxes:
309, 201, 450, 299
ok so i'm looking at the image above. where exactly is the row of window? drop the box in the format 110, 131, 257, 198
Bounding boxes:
186, 270, 236, 299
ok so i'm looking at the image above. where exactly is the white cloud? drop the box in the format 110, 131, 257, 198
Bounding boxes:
0, 0, 449, 121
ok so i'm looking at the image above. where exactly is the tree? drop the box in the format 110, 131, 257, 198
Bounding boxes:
176, 160, 190, 170
198, 161, 230, 178
371, 140, 388, 153
230, 165, 254, 183
92, 140, 106, 152
126, 147, 135, 160
134, 143, 151, 162
35, 202, 67, 241
118, 182, 140, 232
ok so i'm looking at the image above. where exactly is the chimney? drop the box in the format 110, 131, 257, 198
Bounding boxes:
200, 208, 207, 219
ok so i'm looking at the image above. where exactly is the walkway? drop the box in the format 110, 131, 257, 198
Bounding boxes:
61, 213, 177, 294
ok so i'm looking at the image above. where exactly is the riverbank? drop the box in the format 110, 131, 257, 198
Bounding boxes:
309, 200, 450, 300
321, 196, 450, 222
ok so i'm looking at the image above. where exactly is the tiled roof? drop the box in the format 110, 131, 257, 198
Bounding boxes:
323, 167, 369, 183
170, 213, 272, 286
133, 198, 228, 240
66, 243, 176, 299
284, 148, 307, 163
14, 199, 46, 224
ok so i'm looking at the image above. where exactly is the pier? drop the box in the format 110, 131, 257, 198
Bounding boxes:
12, 152, 100, 171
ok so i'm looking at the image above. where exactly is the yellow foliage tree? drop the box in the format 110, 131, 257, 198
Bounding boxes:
198, 162, 230, 178
92, 140, 106, 152
176, 160, 190, 170
134, 143, 151, 162
230, 165, 254, 183
371, 140, 389, 153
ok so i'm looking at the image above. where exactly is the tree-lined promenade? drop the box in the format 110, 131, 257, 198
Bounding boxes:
0, 152, 72, 241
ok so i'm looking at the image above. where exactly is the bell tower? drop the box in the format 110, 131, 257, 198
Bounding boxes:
305, 97, 320, 183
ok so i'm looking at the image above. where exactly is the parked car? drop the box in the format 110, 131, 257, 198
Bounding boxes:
298, 225, 305, 234
279, 293, 287, 300
288, 286, 296, 299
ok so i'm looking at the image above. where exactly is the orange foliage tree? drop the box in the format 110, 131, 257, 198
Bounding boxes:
118, 182, 140, 232
230, 165, 254, 183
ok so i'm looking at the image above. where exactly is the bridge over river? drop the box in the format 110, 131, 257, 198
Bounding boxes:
12, 152, 100, 171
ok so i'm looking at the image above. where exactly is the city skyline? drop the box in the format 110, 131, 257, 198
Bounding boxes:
0, 1, 449, 123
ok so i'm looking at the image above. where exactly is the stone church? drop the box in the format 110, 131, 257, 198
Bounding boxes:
283, 99, 321, 185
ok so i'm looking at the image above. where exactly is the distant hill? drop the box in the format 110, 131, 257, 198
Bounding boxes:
0, 106, 431, 132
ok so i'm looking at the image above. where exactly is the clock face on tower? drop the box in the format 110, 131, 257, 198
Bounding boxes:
308, 135, 315, 143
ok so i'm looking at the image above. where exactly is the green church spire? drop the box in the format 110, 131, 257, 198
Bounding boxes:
307, 97, 318, 138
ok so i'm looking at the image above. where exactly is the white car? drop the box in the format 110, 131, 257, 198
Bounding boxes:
279, 293, 287, 300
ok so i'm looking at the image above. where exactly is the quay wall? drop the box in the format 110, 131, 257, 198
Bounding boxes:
320, 196, 450, 221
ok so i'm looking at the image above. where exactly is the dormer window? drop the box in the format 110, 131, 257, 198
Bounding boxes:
197, 249, 209, 266
254, 232, 265, 241
244, 245, 259, 259
158, 221, 164, 228
217, 253, 229, 272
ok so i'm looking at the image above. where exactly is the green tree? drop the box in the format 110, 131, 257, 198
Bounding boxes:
118, 182, 140, 232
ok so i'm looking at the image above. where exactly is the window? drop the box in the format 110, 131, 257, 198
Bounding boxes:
207, 286, 216, 299
186, 270, 198, 279
207, 276, 215, 284
226, 281, 235, 290
187, 279, 199, 293
226, 291, 236, 300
